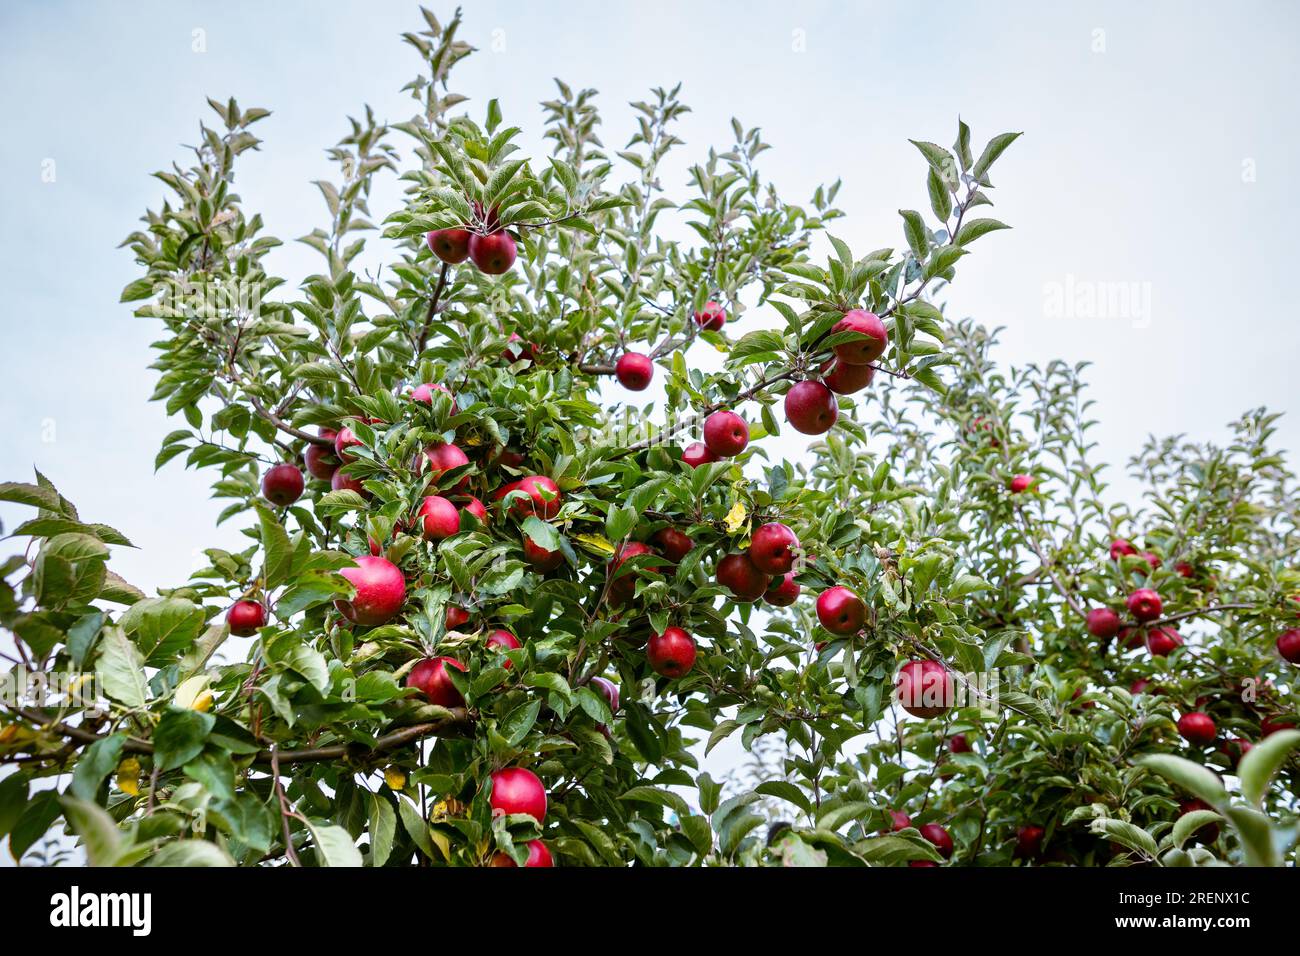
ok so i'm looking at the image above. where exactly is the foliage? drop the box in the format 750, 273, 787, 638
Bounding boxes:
2, 7, 1297, 867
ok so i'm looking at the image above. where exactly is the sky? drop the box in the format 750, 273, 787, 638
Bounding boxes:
1, 0, 1298, 860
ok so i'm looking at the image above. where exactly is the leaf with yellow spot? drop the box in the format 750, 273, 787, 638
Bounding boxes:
572, 533, 617, 556
429, 828, 451, 861
723, 499, 748, 533
117, 757, 142, 796
384, 766, 406, 791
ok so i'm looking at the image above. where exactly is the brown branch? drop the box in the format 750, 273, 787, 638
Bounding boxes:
249, 397, 332, 446
1149, 603, 1254, 628
416, 261, 450, 354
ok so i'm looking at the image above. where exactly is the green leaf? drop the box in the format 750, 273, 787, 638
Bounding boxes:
755, 781, 812, 815
1223, 805, 1278, 866
1171, 810, 1222, 850
954, 218, 1010, 246
256, 504, 294, 588
369, 794, 397, 866
146, 841, 235, 866
971, 131, 1023, 184
307, 819, 364, 867
1090, 818, 1158, 860
59, 796, 125, 866
0, 774, 30, 839
69, 734, 128, 801
899, 209, 929, 258
153, 708, 216, 771
1135, 754, 1226, 808
95, 625, 149, 709
1238, 729, 1300, 806
620, 786, 690, 818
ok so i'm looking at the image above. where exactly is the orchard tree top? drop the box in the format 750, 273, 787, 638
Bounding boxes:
1, 7, 1298, 868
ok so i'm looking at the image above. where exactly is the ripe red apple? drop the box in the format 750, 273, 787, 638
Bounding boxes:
607, 541, 658, 605
1014, 825, 1045, 860
1277, 628, 1300, 664
749, 522, 800, 575
885, 810, 913, 832
406, 656, 467, 708
226, 600, 266, 637
424, 442, 471, 493
490, 840, 553, 867
652, 527, 694, 562
1178, 712, 1217, 747
304, 428, 339, 480
1129, 677, 1152, 695
1175, 561, 1195, 578
445, 605, 471, 630
502, 333, 540, 366
337, 555, 407, 626
496, 475, 562, 519
522, 534, 564, 572
820, 358, 874, 395
590, 676, 620, 714
1109, 538, 1137, 561
1126, 588, 1163, 622
1008, 474, 1035, 495
1140, 551, 1162, 572
896, 659, 955, 718
1086, 607, 1121, 640
949, 733, 971, 754
784, 380, 838, 435
918, 823, 953, 859
490, 767, 547, 822
831, 309, 888, 365
816, 586, 866, 635
416, 495, 461, 541
469, 230, 517, 274
681, 442, 719, 469
261, 462, 305, 506
335, 425, 364, 463
764, 572, 801, 607
716, 552, 771, 602
331, 469, 368, 497
615, 352, 654, 391
703, 410, 749, 457
647, 626, 697, 678
486, 629, 522, 669
411, 382, 458, 411
693, 300, 726, 331
426, 228, 471, 264
1219, 737, 1253, 766
1145, 626, 1183, 657
461, 495, 489, 525
1262, 715, 1298, 737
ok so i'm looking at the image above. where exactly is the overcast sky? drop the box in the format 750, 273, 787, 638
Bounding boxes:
2, 0, 1298, 859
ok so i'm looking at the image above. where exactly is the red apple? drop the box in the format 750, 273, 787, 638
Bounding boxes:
469, 230, 517, 274
949, 733, 971, 754
226, 600, 266, 637
918, 823, 953, 859
615, 352, 654, 391
461, 496, 489, 526
647, 626, 697, 678
496, 475, 562, 519
1086, 607, 1121, 640
1175, 561, 1195, 578
490, 767, 547, 822
1219, 737, 1253, 766
406, 656, 466, 708
1140, 551, 1162, 572
426, 228, 471, 264
490, 840, 553, 868
1178, 712, 1217, 747
816, 586, 865, 635
335, 425, 364, 464
831, 309, 888, 365
260, 462, 304, 506
331, 469, 368, 497
784, 380, 839, 435
502, 333, 540, 365
764, 572, 801, 607
416, 495, 461, 541
424, 442, 471, 493
522, 534, 564, 572
1109, 538, 1137, 561
896, 659, 955, 718
681, 442, 719, 469
1262, 715, 1298, 737
1277, 628, 1300, 664
337, 555, 407, 626
607, 541, 658, 605
1008, 474, 1035, 494
716, 552, 771, 602
1145, 626, 1183, 656
652, 527, 693, 563
885, 810, 913, 832
412, 382, 458, 411
1126, 588, 1163, 622
693, 300, 726, 331
748, 522, 800, 576
1014, 825, 1045, 860
445, 605, 471, 630
1129, 677, 1152, 695
590, 676, 620, 714
703, 410, 749, 457
820, 358, 874, 395
304, 428, 339, 480
486, 628, 522, 669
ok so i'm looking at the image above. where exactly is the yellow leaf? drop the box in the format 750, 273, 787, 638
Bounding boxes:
384, 766, 406, 791
572, 533, 617, 556
723, 499, 748, 533
191, 691, 214, 712
117, 757, 142, 796
429, 828, 451, 861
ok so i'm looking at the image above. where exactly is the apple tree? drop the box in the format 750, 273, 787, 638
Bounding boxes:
2, 8, 1297, 868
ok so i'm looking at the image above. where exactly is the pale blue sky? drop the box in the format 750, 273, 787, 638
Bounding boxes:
1, 2, 1299, 857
